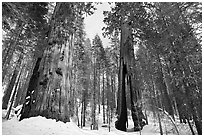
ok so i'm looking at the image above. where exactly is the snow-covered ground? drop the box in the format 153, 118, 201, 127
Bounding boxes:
2, 107, 196, 135
2, 112, 158, 135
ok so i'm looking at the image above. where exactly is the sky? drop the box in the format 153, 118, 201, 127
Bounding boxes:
84, 3, 112, 48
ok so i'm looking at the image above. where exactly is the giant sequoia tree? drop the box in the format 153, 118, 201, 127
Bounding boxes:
103, 2, 202, 134
103, 3, 147, 131
19, 2, 96, 122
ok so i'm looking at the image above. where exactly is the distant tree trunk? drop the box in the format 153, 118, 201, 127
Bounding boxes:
83, 99, 86, 126
81, 100, 83, 128
102, 70, 106, 124
13, 76, 24, 107
108, 79, 111, 132
162, 59, 179, 116
98, 66, 101, 114
82, 84, 88, 127
158, 112, 163, 135
152, 77, 163, 135
2, 53, 23, 109
92, 59, 97, 130
187, 117, 195, 135
81, 87, 86, 127
179, 58, 202, 135
106, 73, 110, 124
110, 74, 115, 121
2, 24, 24, 81
157, 54, 175, 120
82, 68, 90, 127
184, 82, 202, 135
2, 69, 19, 109
76, 103, 80, 127
2, 54, 14, 82
144, 109, 148, 125
5, 67, 22, 119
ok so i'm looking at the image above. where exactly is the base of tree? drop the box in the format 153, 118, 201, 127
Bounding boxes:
134, 125, 143, 132
115, 119, 127, 132
133, 121, 146, 131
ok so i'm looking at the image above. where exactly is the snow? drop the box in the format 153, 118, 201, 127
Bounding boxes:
2, 108, 196, 135
25, 96, 30, 99
2, 109, 156, 135
2, 114, 92, 135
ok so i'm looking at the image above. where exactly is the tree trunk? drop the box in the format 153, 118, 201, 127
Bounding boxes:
2, 69, 19, 109
116, 57, 121, 116
2, 24, 24, 82
2, 53, 23, 109
180, 59, 202, 135
19, 3, 79, 123
98, 66, 101, 114
83, 99, 86, 127
102, 70, 105, 124
5, 67, 22, 119
187, 117, 195, 135
129, 75, 143, 131
116, 23, 145, 132
76, 103, 80, 127
157, 54, 175, 120
14, 61, 34, 108
81, 101, 83, 128
184, 83, 202, 135
92, 58, 97, 130
110, 74, 115, 121
106, 73, 110, 124
19, 57, 42, 120
152, 78, 163, 135
157, 107, 179, 135
158, 112, 163, 135
115, 60, 127, 132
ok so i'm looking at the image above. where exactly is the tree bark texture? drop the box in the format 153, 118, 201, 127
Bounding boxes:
19, 57, 42, 120
115, 23, 145, 132
19, 3, 78, 123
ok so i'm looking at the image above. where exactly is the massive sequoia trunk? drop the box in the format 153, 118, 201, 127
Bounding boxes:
19, 57, 42, 120
115, 23, 145, 131
19, 3, 75, 123
115, 60, 128, 131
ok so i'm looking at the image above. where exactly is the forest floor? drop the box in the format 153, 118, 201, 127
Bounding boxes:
2, 107, 196, 135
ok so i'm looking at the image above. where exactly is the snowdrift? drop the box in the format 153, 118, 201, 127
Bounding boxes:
2, 108, 196, 135
2, 115, 93, 135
